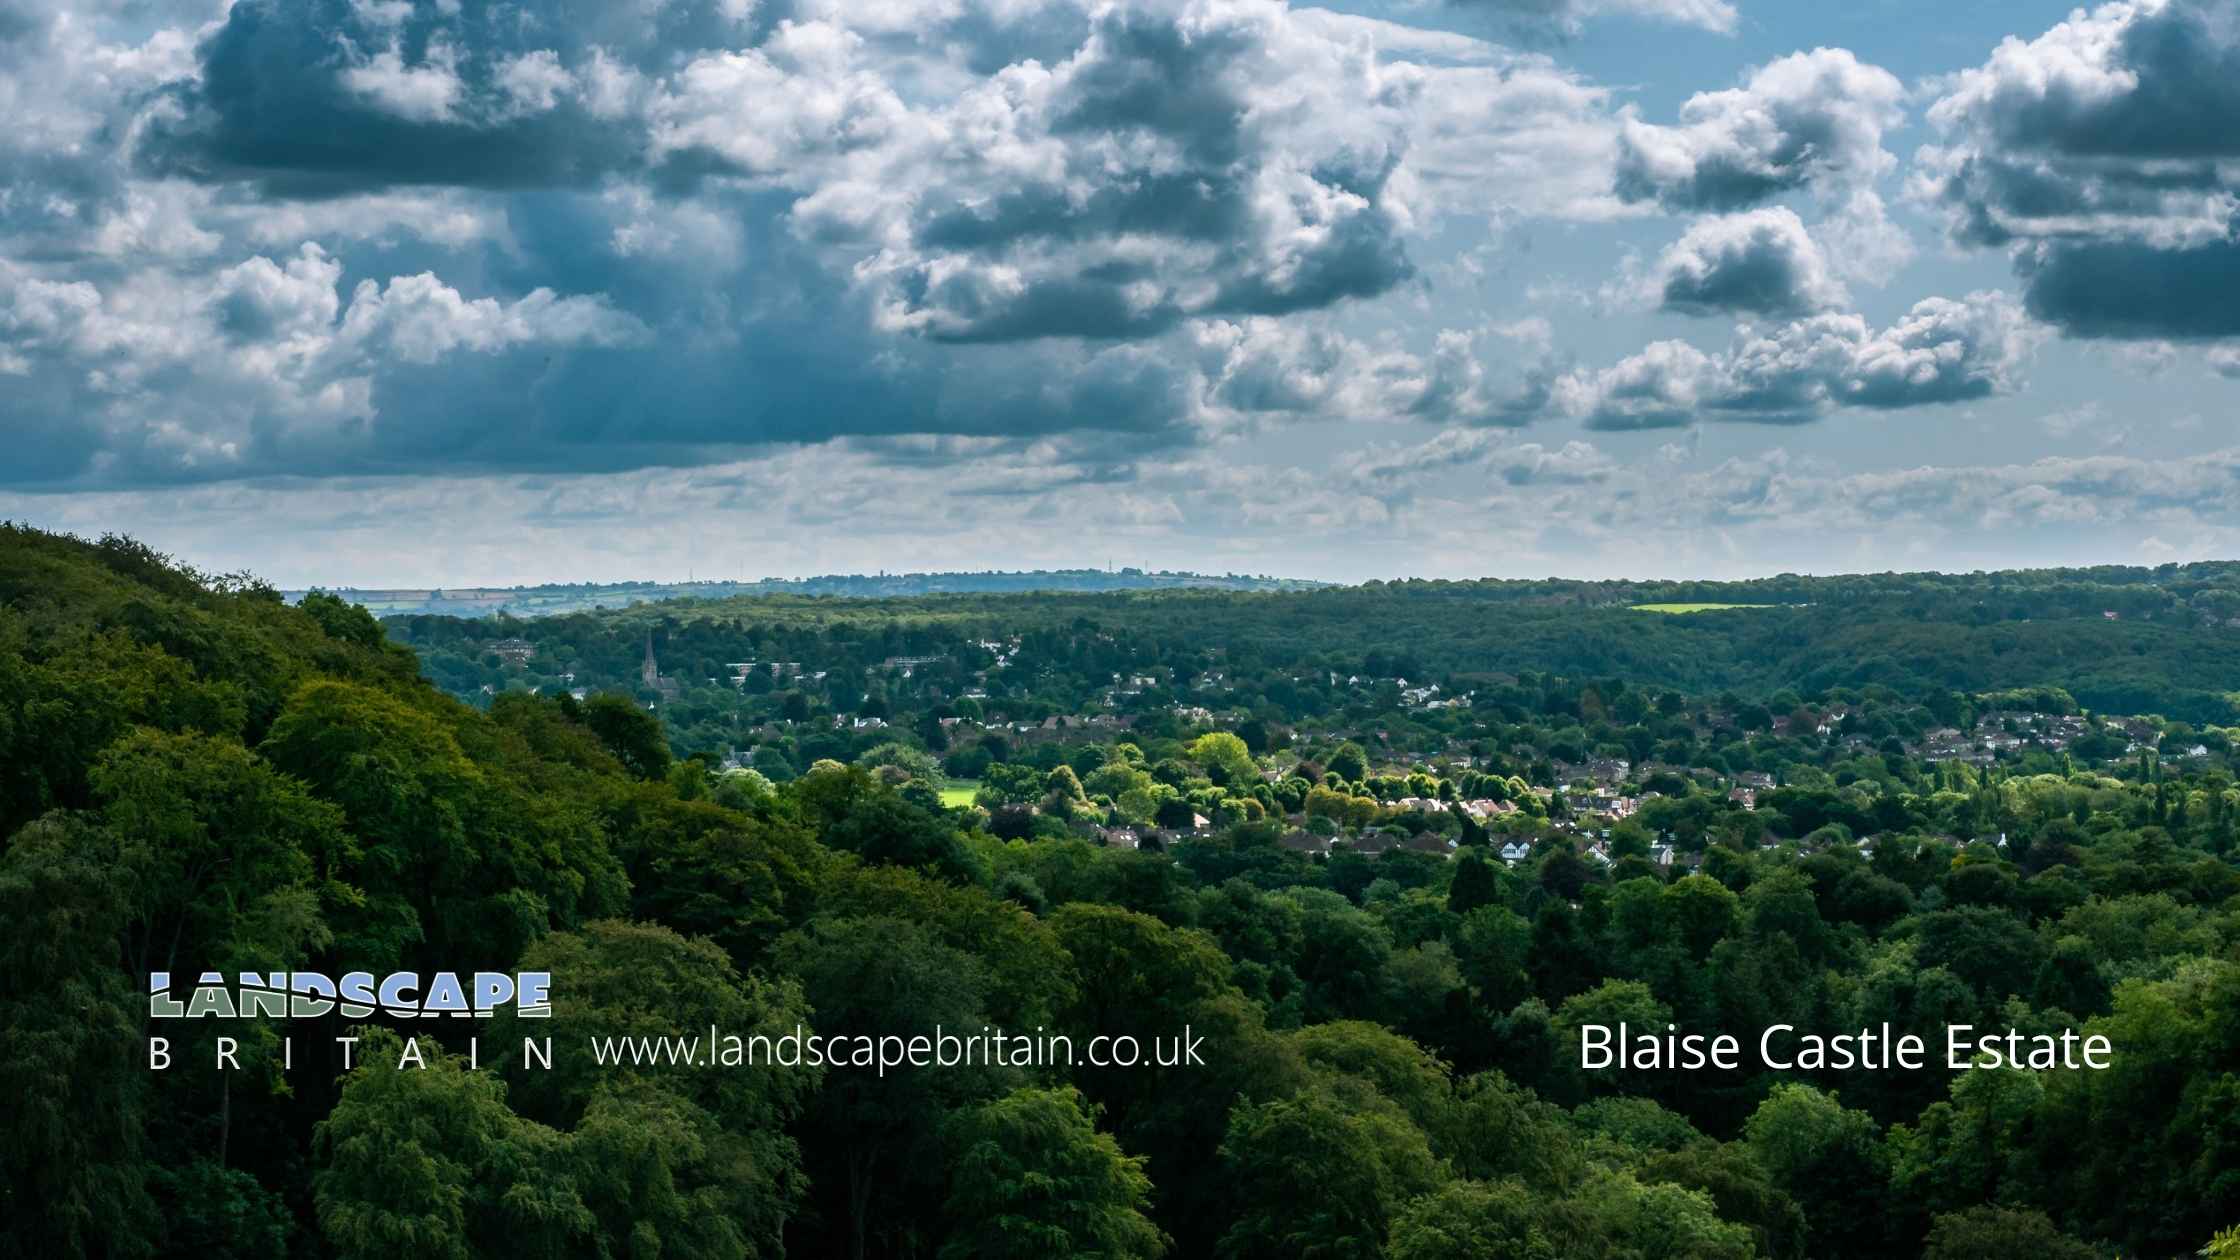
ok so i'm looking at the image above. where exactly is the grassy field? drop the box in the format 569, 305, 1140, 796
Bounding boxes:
938, 782, 980, 808
1630, 602, 1774, 614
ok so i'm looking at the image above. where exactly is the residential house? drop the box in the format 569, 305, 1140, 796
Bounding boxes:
1346, 832, 1402, 856
488, 637, 535, 666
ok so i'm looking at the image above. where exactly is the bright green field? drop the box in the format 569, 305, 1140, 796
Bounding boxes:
938, 783, 980, 807
1629, 602, 1774, 613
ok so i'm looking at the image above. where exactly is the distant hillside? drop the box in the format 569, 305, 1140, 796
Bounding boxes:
287, 568, 1321, 616
381, 559, 2240, 726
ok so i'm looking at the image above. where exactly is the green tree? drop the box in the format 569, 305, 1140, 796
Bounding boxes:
0, 815, 157, 1259
1290, 1021, 1453, 1139
89, 729, 343, 979
1921, 1206, 2100, 1260
1215, 1089, 1440, 1260
297, 590, 388, 649
314, 1028, 586, 1260
1641, 1140, 1809, 1260
939, 1087, 1166, 1260
777, 915, 1010, 1260
2030, 959, 2240, 1252
493, 921, 816, 1259
1189, 732, 1258, 786
1440, 1071, 1583, 1188
861, 741, 942, 782
1446, 850, 1501, 915
1663, 874, 1740, 959
1744, 1084, 1892, 1260
580, 692, 673, 780
1387, 1180, 1556, 1260
1559, 1167, 1756, 1260
1453, 905, 1533, 1013
256, 679, 480, 966
1328, 742, 1371, 786
148, 1160, 294, 1260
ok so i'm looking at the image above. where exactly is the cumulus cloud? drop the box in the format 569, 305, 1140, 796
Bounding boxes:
812, 3, 1615, 342
848, 2, 1426, 342
0, 243, 655, 483
139, 0, 750, 193
0, 0, 1665, 491
340, 38, 468, 123
1405, 325, 1562, 427
134, 0, 1629, 352
1615, 48, 1905, 211
1552, 290, 2041, 429
1192, 320, 1423, 427
1707, 449, 2240, 534
0, 1, 197, 255
1651, 206, 1849, 317
334, 272, 647, 364
1916, 0, 2240, 339
1188, 317, 1560, 435
1495, 438, 1617, 484
8, 0, 2205, 559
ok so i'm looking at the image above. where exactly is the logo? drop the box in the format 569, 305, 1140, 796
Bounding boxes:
149, 971, 552, 1020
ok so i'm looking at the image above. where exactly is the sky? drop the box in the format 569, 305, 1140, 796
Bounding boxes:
1, 0, 2236, 587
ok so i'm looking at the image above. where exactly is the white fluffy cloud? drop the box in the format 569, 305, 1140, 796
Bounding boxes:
336, 272, 646, 364
1615, 48, 1905, 211
1914, 0, 2240, 339
1650, 206, 1849, 317
340, 38, 467, 122
0, 0, 1662, 489
765, 1, 1631, 341
1552, 290, 2042, 429
1188, 316, 1555, 434
0, 243, 646, 481
1, 0, 2226, 579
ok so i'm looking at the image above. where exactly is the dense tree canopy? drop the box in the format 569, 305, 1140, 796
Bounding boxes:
5, 525, 2240, 1259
